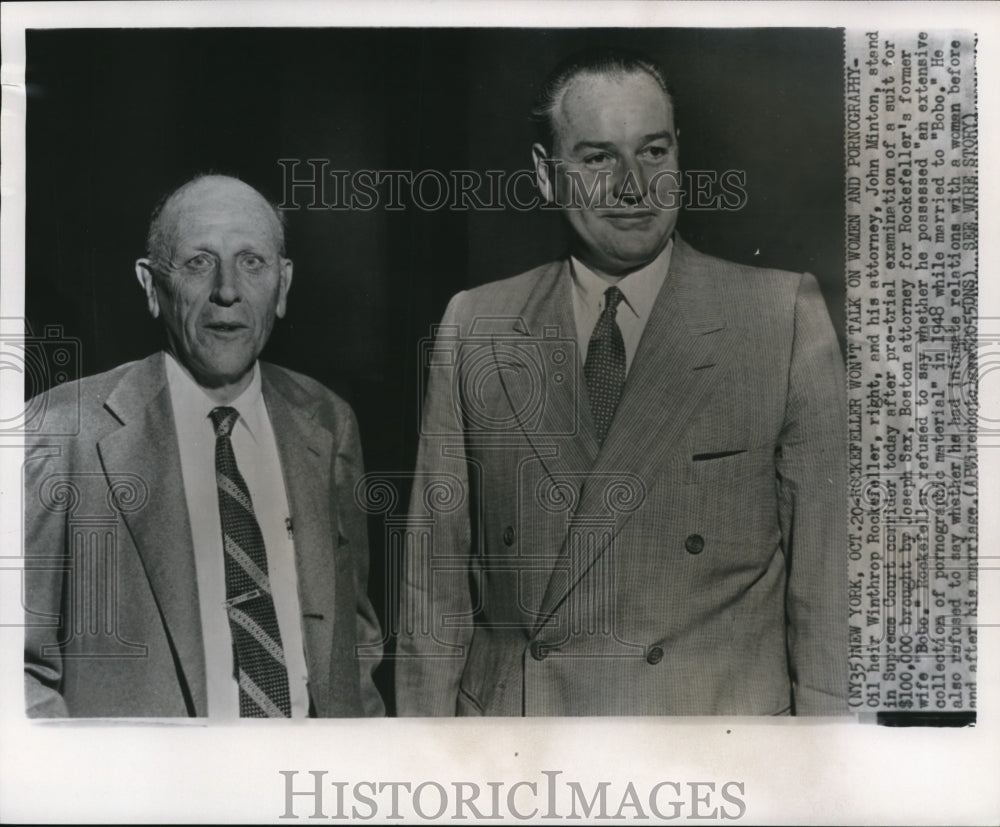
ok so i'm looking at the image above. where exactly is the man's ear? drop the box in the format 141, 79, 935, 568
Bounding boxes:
135, 260, 160, 319
275, 259, 293, 319
532, 143, 556, 205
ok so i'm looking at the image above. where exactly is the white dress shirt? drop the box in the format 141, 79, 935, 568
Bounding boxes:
165, 353, 310, 718
570, 237, 674, 374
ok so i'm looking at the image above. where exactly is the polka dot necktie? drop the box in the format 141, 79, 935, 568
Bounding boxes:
584, 286, 627, 445
210, 406, 291, 717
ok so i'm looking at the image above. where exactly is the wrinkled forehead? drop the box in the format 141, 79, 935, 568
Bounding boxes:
161, 180, 283, 252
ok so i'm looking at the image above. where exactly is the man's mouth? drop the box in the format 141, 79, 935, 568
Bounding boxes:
204, 321, 248, 334
601, 210, 657, 227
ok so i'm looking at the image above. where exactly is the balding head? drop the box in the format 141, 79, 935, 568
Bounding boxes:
146, 174, 287, 268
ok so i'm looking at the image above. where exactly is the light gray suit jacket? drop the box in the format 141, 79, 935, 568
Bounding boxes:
396, 237, 848, 716
24, 352, 384, 717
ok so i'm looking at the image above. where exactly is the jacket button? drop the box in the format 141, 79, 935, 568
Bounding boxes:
530, 640, 548, 661
684, 534, 705, 555
646, 646, 664, 665
503, 526, 516, 546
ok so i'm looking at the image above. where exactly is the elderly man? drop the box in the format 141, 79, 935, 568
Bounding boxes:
396, 49, 847, 716
24, 174, 383, 718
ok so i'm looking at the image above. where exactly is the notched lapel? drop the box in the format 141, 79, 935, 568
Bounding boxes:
262, 371, 338, 714
97, 354, 206, 715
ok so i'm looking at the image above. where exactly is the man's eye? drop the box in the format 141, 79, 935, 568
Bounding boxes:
583, 152, 612, 167
184, 254, 215, 272
238, 253, 267, 271
642, 145, 670, 160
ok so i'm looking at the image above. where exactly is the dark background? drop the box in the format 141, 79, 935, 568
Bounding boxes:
25, 27, 844, 712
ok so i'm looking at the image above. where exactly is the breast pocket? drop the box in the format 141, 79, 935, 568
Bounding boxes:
687, 445, 774, 484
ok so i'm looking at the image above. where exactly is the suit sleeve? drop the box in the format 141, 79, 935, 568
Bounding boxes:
335, 407, 386, 717
395, 293, 474, 716
23, 439, 71, 717
776, 272, 849, 715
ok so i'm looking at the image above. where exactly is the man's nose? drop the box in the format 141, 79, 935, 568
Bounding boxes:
612, 156, 646, 205
210, 259, 240, 305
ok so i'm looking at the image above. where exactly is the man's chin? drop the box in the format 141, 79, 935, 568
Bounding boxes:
590, 245, 668, 276
580, 227, 673, 272
187, 358, 258, 394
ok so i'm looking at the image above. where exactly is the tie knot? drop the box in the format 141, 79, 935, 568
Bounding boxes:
210, 406, 240, 438
603, 286, 625, 315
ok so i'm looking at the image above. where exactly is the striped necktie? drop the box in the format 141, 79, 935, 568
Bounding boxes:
210, 406, 291, 717
584, 285, 627, 444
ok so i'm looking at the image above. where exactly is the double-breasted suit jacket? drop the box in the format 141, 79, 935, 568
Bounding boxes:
396, 236, 847, 716
24, 352, 384, 717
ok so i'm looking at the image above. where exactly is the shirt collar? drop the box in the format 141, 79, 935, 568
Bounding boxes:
163, 351, 265, 443
570, 237, 674, 320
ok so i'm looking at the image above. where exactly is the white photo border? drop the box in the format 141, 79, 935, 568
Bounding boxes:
1, 2, 998, 824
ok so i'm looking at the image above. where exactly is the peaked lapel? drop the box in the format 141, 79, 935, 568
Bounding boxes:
535, 237, 745, 626
497, 259, 599, 478
96, 353, 207, 715
491, 262, 604, 618
260, 365, 338, 714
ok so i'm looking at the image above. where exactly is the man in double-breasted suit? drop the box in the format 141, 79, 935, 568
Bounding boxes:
24, 175, 383, 717
396, 49, 847, 716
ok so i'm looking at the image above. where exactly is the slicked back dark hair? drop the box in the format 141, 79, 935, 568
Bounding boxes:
530, 47, 674, 152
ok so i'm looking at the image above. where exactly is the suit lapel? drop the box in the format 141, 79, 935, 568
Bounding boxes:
498, 260, 598, 476
490, 262, 603, 618
97, 353, 207, 715
535, 237, 744, 625
261, 366, 337, 715
94, 357, 339, 715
